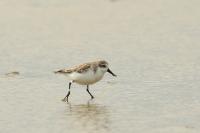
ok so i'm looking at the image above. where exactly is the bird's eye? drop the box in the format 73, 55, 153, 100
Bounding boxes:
100, 64, 106, 68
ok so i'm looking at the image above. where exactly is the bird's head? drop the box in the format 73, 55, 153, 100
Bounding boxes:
98, 60, 117, 77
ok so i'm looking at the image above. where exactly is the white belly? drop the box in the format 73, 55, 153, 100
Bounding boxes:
67, 69, 105, 85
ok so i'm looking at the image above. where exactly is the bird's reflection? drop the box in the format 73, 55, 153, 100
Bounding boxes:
66, 100, 110, 133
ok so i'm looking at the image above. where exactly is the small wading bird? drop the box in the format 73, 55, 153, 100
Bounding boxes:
54, 60, 116, 102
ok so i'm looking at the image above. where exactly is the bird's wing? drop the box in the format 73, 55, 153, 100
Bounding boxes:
54, 63, 91, 74
75, 63, 91, 73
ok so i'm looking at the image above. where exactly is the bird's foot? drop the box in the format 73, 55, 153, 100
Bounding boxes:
62, 98, 68, 102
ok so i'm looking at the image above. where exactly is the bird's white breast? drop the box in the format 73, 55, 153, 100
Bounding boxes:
66, 68, 105, 85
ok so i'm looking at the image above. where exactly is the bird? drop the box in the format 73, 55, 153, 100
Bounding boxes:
54, 60, 116, 102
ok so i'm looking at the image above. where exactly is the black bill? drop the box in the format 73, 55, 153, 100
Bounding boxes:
107, 68, 117, 77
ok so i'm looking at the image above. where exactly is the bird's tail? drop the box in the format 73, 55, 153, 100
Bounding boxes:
54, 70, 62, 74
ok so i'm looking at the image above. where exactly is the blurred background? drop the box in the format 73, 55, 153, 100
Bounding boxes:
1, 0, 200, 133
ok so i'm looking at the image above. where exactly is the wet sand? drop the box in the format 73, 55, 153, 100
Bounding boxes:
1, 0, 200, 133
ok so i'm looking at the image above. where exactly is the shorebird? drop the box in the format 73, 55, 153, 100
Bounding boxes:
54, 60, 116, 102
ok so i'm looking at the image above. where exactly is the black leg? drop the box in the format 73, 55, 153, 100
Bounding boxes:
86, 85, 94, 99
62, 82, 72, 102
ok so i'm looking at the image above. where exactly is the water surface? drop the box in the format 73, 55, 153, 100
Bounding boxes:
1, 0, 200, 133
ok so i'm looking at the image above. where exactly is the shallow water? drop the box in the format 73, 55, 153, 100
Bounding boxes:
1, 0, 200, 133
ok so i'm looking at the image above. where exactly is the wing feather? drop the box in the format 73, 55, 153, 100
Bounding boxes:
54, 63, 91, 74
